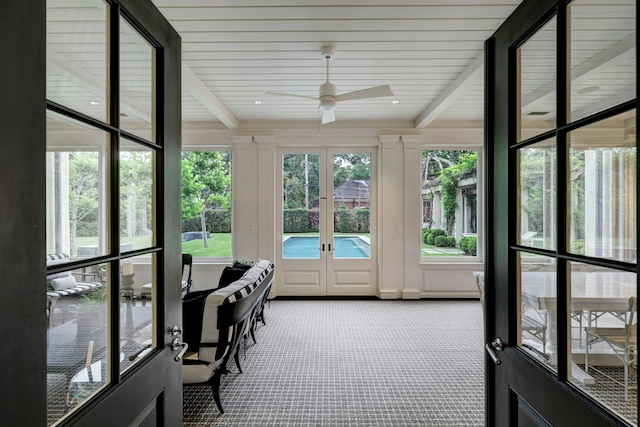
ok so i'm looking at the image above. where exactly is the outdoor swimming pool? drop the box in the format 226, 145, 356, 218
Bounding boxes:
283, 236, 371, 259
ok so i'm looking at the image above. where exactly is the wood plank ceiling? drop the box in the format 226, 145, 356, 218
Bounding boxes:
46, 1, 636, 131
153, 0, 523, 129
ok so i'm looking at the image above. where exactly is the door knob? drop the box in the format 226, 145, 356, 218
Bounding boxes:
485, 337, 503, 365
171, 337, 189, 361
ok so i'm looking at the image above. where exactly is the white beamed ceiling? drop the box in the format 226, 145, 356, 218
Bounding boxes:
47, 1, 636, 131
151, 0, 523, 129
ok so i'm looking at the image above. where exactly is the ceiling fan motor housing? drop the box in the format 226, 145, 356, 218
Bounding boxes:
319, 97, 336, 111
319, 81, 337, 99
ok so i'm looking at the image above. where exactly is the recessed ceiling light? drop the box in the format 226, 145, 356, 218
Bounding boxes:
577, 86, 600, 95
391, 100, 400, 104
254, 100, 262, 105
90, 101, 99, 105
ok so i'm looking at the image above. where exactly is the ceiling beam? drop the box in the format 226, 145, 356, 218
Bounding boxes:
414, 53, 483, 128
181, 62, 239, 129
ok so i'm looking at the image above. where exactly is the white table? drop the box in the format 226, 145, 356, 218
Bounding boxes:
474, 270, 636, 384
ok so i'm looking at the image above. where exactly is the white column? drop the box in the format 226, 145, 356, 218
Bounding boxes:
255, 136, 276, 266
378, 135, 404, 299
402, 135, 422, 299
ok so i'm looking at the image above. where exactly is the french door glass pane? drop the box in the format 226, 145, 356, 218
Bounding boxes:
120, 255, 155, 372
519, 253, 557, 371
517, 139, 557, 250
568, 261, 637, 424
333, 153, 371, 259
47, 262, 110, 425
120, 16, 154, 142
282, 153, 320, 259
46, 0, 108, 122
518, 16, 557, 142
569, 0, 636, 122
568, 111, 637, 263
120, 138, 156, 252
46, 110, 110, 259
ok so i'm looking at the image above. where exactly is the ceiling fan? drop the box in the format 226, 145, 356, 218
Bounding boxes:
266, 46, 394, 124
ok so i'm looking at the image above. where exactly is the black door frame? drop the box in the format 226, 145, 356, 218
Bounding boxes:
486, 0, 638, 425
0, 1, 183, 425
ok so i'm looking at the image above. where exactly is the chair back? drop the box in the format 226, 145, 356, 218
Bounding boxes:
182, 253, 193, 293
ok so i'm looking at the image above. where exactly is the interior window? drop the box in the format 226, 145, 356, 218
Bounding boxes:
420, 149, 479, 260
180, 150, 233, 260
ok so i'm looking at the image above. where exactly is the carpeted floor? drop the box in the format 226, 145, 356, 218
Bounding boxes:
183, 299, 486, 427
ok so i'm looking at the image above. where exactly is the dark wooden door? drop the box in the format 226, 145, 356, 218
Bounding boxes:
0, 1, 183, 425
486, 0, 637, 426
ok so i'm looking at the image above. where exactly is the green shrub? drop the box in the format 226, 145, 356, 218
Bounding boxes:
283, 208, 311, 233
336, 206, 356, 233
430, 228, 446, 238
434, 235, 448, 247
355, 207, 370, 233
467, 237, 477, 256
422, 228, 431, 244
445, 236, 456, 247
426, 233, 435, 245
571, 239, 585, 255
459, 236, 469, 252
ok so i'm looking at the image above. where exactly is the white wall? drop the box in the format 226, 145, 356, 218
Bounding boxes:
181, 123, 484, 298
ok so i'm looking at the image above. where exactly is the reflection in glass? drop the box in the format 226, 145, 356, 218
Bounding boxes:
120, 138, 155, 252
120, 255, 154, 373
46, 110, 110, 260
518, 16, 557, 141
570, 1, 636, 122
282, 153, 320, 259
46, 0, 108, 122
47, 262, 110, 425
517, 139, 556, 250
333, 153, 371, 259
568, 111, 636, 263
120, 16, 154, 142
569, 262, 637, 424
519, 254, 557, 371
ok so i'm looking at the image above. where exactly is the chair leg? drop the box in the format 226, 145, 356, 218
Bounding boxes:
211, 371, 224, 414
234, 350, 243, 373
250, 322, 257, 344
584, 329, 590, 373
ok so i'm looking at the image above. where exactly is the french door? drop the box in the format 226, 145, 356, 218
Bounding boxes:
1, 1, 183, 425
276, 147, 377, 296
487, 0, 637, 425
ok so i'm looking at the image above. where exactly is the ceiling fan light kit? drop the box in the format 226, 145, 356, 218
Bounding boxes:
266, 45, 394, 124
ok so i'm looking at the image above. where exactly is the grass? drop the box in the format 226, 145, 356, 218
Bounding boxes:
182, 234, 231, 257
422, 243, 469, 257
75, 234, 232, 257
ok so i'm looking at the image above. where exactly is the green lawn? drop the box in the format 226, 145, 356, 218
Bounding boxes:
75, 234, 232, 257
182, 234, 231, 257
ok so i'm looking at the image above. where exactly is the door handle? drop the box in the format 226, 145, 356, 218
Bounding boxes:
322, 243, 325, 252
485, 337, 503, 365
171, 337, 189, 361
328, 243, 332, 252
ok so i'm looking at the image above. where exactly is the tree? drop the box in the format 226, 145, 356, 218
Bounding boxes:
68, 152, 99, 252
181, 151, 232, 248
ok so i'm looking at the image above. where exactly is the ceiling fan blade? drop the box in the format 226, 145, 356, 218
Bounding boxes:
334, 85, 394, 102
265, 91, 319, 101
322, 109, 336, 124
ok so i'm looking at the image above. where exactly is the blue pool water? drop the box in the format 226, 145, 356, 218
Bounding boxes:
283, 236, 370, 259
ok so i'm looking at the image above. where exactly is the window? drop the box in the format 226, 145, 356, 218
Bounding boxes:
420, 149, 479, 259
180, 150, 232, 260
